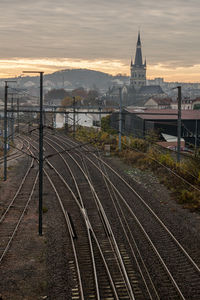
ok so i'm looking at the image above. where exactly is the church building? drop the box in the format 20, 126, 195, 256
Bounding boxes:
130, 32, 146, 90
106, 32, 166, 106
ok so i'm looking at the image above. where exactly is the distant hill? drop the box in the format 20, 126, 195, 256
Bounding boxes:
0, 69, 129, 96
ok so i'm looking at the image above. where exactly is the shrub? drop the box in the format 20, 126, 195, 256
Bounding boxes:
178, 190, 200, 210
158, 153, 176, 169
129, 137, 148, 152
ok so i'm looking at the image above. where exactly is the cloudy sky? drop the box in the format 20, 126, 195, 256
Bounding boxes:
0, 0, 200, 81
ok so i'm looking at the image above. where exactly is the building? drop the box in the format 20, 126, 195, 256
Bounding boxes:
110, 108, 200, 146
144, 97, 172, 109
130, 32, 146, 90
55, 108, 107, 129
106, 32, 166, 106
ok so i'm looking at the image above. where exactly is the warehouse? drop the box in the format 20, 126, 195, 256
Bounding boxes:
110, 107, 200, 146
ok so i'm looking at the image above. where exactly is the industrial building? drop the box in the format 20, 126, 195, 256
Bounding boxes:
110, 108, 200, 146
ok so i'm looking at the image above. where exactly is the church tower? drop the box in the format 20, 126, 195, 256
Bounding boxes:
130, 32, 146, 90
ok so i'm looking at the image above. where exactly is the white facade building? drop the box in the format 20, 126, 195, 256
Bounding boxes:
55, 108, 107, 129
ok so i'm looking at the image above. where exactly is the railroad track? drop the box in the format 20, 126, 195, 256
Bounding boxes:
0, 141, 38, 264
26, 134, 147, 299
0, 138, 26, 165
40, 131, 200, 300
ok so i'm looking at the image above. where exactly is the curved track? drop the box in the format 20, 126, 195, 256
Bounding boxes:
39, 131, 200, 300
26, 135, 141, 299
12, 130, 199, 299
0, 141, 38, 264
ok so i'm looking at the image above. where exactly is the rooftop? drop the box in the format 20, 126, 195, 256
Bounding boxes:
124, 108, 200, 120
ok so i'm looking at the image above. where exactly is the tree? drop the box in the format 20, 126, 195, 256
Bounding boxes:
61, 95, 83, 107
72, 87, 87, 98
45, 89, 70, 101
87, 90, 99, 101
101, 115, 117, 134
61, 96, 73, 106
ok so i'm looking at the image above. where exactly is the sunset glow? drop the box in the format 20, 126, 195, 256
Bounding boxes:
0, 58, 200, 83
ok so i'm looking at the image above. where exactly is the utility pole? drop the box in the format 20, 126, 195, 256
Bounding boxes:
119, 87, 122, 151
23, 71, 44, 236
177, 86, 182, 163
73, 96, 76, 138
17, 97, 20, 133
11, 94, 14, 142
4, 82, 8, 181
194, 119, 198, 157
98, 98, 102, 128
52, 106, 56, 130
65, 112, 68, 133
4, 81, 16, 181
39, 72, 44, 236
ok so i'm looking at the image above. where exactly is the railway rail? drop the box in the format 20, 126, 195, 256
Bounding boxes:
0, 141, 38, 264
26, 135, 142, 299
2, 130, 199, 299
0, 138, 26, 165
40, 131, 200, 300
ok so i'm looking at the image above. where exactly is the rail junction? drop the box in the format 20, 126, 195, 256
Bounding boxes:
0, 129, 200, 299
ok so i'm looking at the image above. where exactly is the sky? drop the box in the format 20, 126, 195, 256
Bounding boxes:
0, 0, 200, 82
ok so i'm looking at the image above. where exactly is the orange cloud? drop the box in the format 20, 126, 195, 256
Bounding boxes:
0, 58, 199, 83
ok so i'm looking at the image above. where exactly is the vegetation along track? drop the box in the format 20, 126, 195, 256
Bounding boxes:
39, 130, 200, 300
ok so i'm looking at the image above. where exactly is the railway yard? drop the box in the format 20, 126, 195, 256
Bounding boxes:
0, 130, 200, 300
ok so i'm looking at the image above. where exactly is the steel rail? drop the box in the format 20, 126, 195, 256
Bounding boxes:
31, 132, 200, 298
64, 140, 185, 299
44, 160, 121, 300
49, 134, 198, 299
26, 137, 121, 300
0, 138, 25, 164
58, 134, 200, 273
83, 153, 159, 300
0, 142, 34, 223
42, 134, 136, 300
42, 168, 85, 300
0, 162, 38, 264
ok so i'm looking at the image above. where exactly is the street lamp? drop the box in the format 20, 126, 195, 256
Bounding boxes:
23, 71, 44, 236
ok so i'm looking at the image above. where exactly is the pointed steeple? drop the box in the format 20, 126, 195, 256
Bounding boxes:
137, 31, 141, 46
130, 58, 133, 66
134, 31, 143, 66
144, 57, 146, 67
130, 32, 146, 90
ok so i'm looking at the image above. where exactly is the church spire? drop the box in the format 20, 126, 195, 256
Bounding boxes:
130, 32, 146, 90
130, 57, 133, 66
134, 31, 143, 66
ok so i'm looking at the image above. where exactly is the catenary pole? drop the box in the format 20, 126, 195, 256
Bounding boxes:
23, 71, 44, 235
39, 72, 44, 236
73, 96, 76, 138
177, 86, 182, 163
11, 94, 14, 142
194, 119, 198, 157
4, 81, 16, 181
118, 87, 122, 151
17, 97, 19, 133
4, 82, 8, 181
